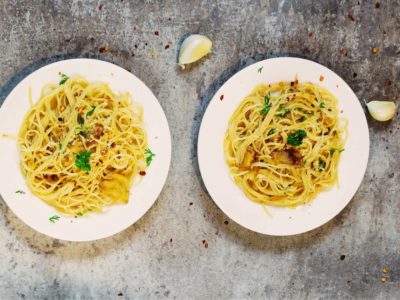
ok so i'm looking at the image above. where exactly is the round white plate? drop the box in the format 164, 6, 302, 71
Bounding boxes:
0, 58, 171, 241
198, 57, 369, 236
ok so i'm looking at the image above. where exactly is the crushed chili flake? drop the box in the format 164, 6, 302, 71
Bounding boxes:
308, 32, 313, 37
220, 95, 224, 101
347, 14, 355, 21
384, 79, 392, 87
139, 171, 146, 176
372, 47, 378, 54
99, 45, 109, 53
65, 38, 71, 43
98, 3, 104, 11
154, 31, 159, 36
224, 220, 229, 225
375, 2, 380, 8
164, 44, 170, 49
340, 255, 346, 260
319, 75, 324, 82
189, 202, 193, 206
339, 48, 347, 56
118, 292, 123, 296
204, 242, 208, 249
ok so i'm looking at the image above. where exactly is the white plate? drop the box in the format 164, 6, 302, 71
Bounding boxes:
198, 57, 369, 236
0, 58, 171, 241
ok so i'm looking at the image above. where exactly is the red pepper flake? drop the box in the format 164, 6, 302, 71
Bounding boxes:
65, 38, 71, 43
319, 75, 324, 82
372, 47, 378, 54
164, 44, 170, 50
224, 220, 229, 225
139, 171, 146, 176
118, 292, 123, 297
308, 32, 313, 37
189, 202, 193, 206
99, 45, 109, 53
154, 31, 159, 36
204, 242, 208, 249
375, 2, 380, 9
98, 3, 104, 11
339, 48, 347, 56
347, 14, 355, 21
384, 79, 392, 87
340, 255, 346, 260
220, 94, 224, 101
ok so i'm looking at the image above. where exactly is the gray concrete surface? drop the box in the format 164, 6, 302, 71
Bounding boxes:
0, 0, 399, 299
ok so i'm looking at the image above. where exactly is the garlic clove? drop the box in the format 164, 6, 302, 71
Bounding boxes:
178, 34, 212, 69
366, 101, 397, 121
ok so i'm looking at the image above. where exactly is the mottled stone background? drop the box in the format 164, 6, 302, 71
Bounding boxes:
0, 0, 399, 299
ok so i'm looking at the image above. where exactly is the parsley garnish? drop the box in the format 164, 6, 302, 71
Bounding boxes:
75, 151, 92, 172
319, 102, 326, 108
145, 149, 156, 166
86, 106, 96, 117
75, 114, 88, 137
49, 215, 60, 223
15, 190, 25, 194
267, 128, 276, 136
76, 212, 84, 217
257, 66, 264, 73
330, 148, 345, 155
318, 160, 326, 172
287, 129, 307, 146
59, 74, 69, 85
77, 114, 84, 125
260, 95, 272, 115
299, 116, 306, 122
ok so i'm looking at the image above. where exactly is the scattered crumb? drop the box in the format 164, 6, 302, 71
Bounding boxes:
170, 238, 173, 243
168, 17, 171, 21
340, 255, 346, 260
204, 242, 208, 249
202, 240, 206, 244
380, 277, 388, 283
353, 72, 357, 78
99, 45, 109, 53
139, 171, 146, 176
375, 2, 380, 9
384, 79, 392, 87
382, 267, 388, 273
319, 75, 324, 82
150, 50, 157, 58
336, 84, 339, 88
65, 38, 71, 43
347, 14, 355, 21
189, 202, 193, 206
339, 48, 347, 56
340, 110, 344, 113
289, 216, 292, 219
308, 32, 313, 37
89, 37, 95, 42
134, 44, 138, 49
98, 3, 104, 11
220, 95, 224, 101
164, 44, 170, 49
154, 31, 159, 36
224, 220, 229, 225
372, 47, 378, 54
118, 292, 123, 296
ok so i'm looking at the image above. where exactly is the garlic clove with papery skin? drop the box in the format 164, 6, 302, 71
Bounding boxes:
366, 101, 397, 121
178, 34, 212, 69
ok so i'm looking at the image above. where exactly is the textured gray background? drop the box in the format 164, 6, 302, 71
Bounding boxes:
0, 0, 399, 299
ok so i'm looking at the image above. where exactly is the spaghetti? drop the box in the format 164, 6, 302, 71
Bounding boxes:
18, 76, 148, 216
224, 81, 347, 207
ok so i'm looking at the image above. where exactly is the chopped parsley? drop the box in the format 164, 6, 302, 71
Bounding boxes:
145, 148, 156, 166
276, 105, 291, 118
257, 66, 264, 73
260, 94, 272, 115
318, 160, 326, 172
75, 151, 92, 172
330, 148, 345, 155
49, 215, 60, 223
86, 106, 96, 117
319, 102, 326, 108
77, 114, 85, 125
267, 128, 276, 136
75, 114, 88, 137
298, 116, 306, 122
15, 190, 25, 194
59, 74, 69, 85
76, 212, 84, 217
287, 129, 307, 146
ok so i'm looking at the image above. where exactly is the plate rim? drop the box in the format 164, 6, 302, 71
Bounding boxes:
197, 56, 370, 236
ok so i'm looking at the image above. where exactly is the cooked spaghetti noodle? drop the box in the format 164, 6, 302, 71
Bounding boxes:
18, 76, 148, 216
224, 81, 347, 207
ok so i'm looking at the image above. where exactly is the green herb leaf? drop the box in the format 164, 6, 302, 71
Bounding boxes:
257, 66, 264, 73
329, 148, 345, 155
59, 74, 69, 85
287, 129, 307, 146
76, 212, 83, 217
145, 148, 156, 166
318, 160, 326, 172
276, 109, 291, 118
75, 151, 92, 172
15, 190, 25, 194
86, 106, 96, 117
319, 102, 326, 108
75, 125, 88, 137
298, 116, 306, 122
49, 215, 60, 223
260, 95, 272, 115
267, 128, 276, 136
77, 114, 85, 125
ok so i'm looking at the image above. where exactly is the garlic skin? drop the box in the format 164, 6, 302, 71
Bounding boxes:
178, 34, 212, 69
366, 101, 397, 121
